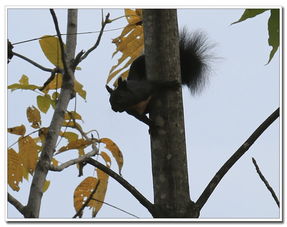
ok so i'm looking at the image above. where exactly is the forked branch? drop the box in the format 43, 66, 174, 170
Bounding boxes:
86, 158, 155, 215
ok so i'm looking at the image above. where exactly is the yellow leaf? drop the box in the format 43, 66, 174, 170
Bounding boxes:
100, 138, 123, 175
100, 151, 111, 167
8, 148, 23, 191
41, 73, 62, 93
26, 106, 41, 129
18, 136, 39, 174
73, 171, 109, 217
74, 80, 87, 100
59, 131, 79, 142
42, 180, 50, 193
64, 111, 82, 121
51, 158, 59, 167
41, 73, 86, 100
125, 9, 142, 25
39, 35, 64, 68
62, 120, 83, 130
57, 139, 93, 154
108, 9, 144, 84
8, 74, 40, 91
73, 177, 98, 214
37, 94, 51, 113
8, 125, 26, 136
91, 169, 109, 217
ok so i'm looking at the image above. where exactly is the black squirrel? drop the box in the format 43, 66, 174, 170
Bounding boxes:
106, 29, 212, 127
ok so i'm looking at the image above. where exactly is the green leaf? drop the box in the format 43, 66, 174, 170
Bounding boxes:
267, 9, 280, 64
231, 9, 268, 25
37, 95, 51, 113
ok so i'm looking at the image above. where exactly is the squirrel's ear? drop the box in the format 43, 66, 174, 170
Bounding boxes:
118, 77, 123, 85
117, 77, 127, 88
106, 85, 113, 94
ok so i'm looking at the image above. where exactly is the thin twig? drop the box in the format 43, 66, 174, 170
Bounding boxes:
13, 52, 55, 72
252, 157, 280, 207
76, 13, 110, 65
8, 129, 40, 149
196, 107, 280, 210
90, 198, 139, 218
86, 158, 155, 215
49, 148, 98, 171
7, 193, 25, 216
49, 9, 69, 75
39, 70, 63, 91
73, 180, 100, 218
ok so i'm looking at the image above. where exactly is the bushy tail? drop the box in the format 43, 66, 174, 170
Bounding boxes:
179, 29, 213, 94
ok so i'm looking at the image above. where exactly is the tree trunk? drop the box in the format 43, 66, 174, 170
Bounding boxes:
23, 9, 78, 218
143, 9, 199, 218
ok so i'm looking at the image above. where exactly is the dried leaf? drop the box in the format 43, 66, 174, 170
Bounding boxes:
18, 136, 39, 174
8, 148, 23, 191
73, 177, 98, 214
8, 124, 26, 136
100, 138, 123, 175
73, 170, 109, 217
74, 80, 87, 100
57, 139, 93, 154
91, 169, 109, 217
59, 131, 79, 142
41, 73, 86, 100
64, 111, 82, 121
62, 120, 83, 130
51, 158, 59, 167
107, 9, 144, 84
41, 73, 62, 93
26, 106, 41, 129
100, 151, 111, 167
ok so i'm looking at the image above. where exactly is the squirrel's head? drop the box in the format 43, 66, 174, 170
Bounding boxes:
106, 77, 132, 112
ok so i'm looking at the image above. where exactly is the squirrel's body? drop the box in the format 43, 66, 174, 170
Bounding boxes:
106, 29, 212, 126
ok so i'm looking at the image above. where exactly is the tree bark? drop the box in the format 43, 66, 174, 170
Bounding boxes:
143, 9, 198, 218
23, 9, 78, 218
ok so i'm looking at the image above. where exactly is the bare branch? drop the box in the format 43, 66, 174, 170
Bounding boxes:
24, 9, 78, 218
252, 157, 280, 207
49, 148, 98, 172
13, 52, 55, 72
196, 107, 280, 210
74, 13, 110, 66
73, 180, 100, 218
86, 158, 155, 215
49, 9, 69, 75
8, 193, 25, 216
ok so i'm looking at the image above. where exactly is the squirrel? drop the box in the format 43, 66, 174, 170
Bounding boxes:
106, 29, 212, 127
